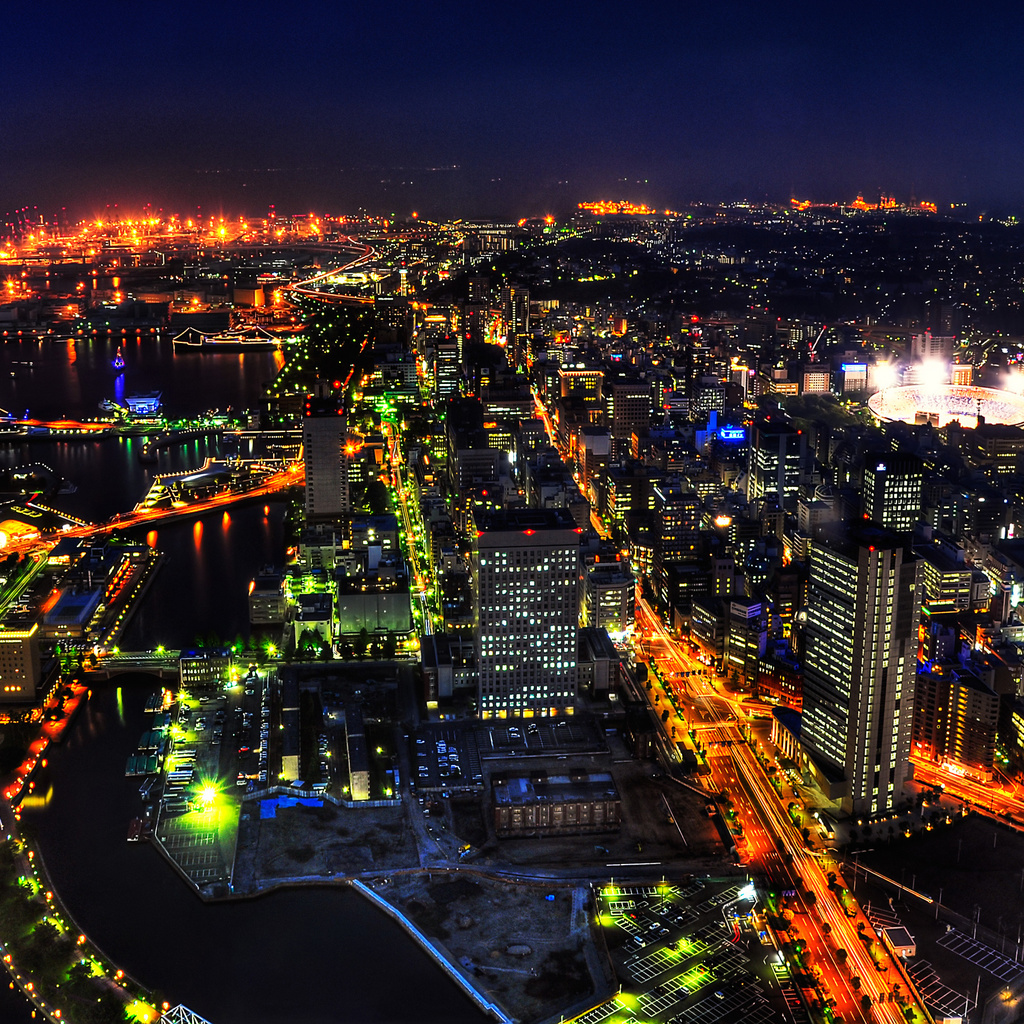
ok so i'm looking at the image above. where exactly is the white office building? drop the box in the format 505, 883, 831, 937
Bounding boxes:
801, 526, 923, 817
303, 395, 350, 521
474, 509, 580, 719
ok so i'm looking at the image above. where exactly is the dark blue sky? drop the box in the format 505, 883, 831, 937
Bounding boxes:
4, 1, 1022, 219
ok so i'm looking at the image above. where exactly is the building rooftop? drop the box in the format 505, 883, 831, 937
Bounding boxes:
492, 772, 618, 807
476, 507, 578, 534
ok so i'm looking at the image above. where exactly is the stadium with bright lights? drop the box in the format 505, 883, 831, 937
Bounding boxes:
868, 384, 1024, 428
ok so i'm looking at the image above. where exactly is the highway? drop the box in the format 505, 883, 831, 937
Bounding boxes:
636, 608, 925, 1024
522, 372, 931, 1020
911, 753, 1023, 820
287, 237, 379, 303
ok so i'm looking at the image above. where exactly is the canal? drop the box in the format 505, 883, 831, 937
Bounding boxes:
2, 336, 485, 1022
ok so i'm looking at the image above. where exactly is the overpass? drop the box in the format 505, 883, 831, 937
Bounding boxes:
287, 237, 379, 305
86, 652, 180, 681
139, 426, 225, 462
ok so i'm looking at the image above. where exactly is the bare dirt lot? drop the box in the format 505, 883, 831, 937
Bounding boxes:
238, 798, 416, 885
381, 873, 610, 1024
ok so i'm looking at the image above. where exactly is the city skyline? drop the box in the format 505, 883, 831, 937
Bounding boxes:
6, 1, 1024, 219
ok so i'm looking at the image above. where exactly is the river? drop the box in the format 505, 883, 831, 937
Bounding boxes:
2, 336, 485, 1022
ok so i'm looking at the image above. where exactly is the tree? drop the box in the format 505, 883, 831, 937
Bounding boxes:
803, 890, 817, 908
861, 994, 872, 1012
355, 627, 370, 659
382, 633, 398, 660
851, 976, 861, 991
835, 947, 847, 966
821, 922, 831, 937
366, 480, 390, 514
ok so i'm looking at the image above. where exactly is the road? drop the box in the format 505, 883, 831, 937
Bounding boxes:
381, 416, 436, 634
911, 754, 1024, 820
639, 612, 925, 1024
287, 237, 378, 303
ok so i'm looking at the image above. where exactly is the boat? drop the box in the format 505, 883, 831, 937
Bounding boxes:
113, 347, 125, 372
172, 325, 283, 351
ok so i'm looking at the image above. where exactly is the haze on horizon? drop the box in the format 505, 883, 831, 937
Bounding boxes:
4, 0, 1022, 221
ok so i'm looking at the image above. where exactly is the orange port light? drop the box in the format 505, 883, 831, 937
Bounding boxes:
577, 200, 654, 216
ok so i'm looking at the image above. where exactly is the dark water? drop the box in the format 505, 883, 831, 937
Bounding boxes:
22, 683, 482, 1024
1, 337, 486, 1023
0, 333, 283, 422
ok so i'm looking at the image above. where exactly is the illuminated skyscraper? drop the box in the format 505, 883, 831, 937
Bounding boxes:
0, 624, 40, 703
303, 394, 349, 521
861, 453, 923, 532
747, 415, 806, 510
474, 509, 579, 718
801, 525, 923, 817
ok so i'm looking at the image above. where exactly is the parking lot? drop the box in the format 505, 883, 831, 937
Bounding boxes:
411, 723, 483, 791
153, 667, 273, 892
409, 718, 608, 794
588, 879, 795, 1024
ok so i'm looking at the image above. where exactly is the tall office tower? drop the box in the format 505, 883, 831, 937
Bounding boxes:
468, 276, 490, 304
434, 334, 462, 398
0, 624, 40, 703
502, 285, 530, 368
801, 525, 923, 817
652, 484, 702, 606
861, 453, 923, 531
747, 415, 806, 510
303, 395, 349, 521
474, 508, 580, 719
606, 378, 653, 443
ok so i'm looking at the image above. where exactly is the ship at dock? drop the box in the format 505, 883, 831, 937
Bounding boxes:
172, 325, 285, 351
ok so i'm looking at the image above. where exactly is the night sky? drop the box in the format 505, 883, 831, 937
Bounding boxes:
4, 1, 1023, 220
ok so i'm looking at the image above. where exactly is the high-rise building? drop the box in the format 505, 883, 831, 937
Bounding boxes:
581, 560, 636, 637
606, 378, 652, 443
912, 664, 998, 781
747, 416, 806, 511
652, 484, 701, 606
474, 509, 580, 719
434, 334, 462, 399
861, 453, 923, 532
725, 598, 767, 685
303, 394, 350, 521
800, 525, 923, 817
502, 284, 530, 368
0, 624, 41, 703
